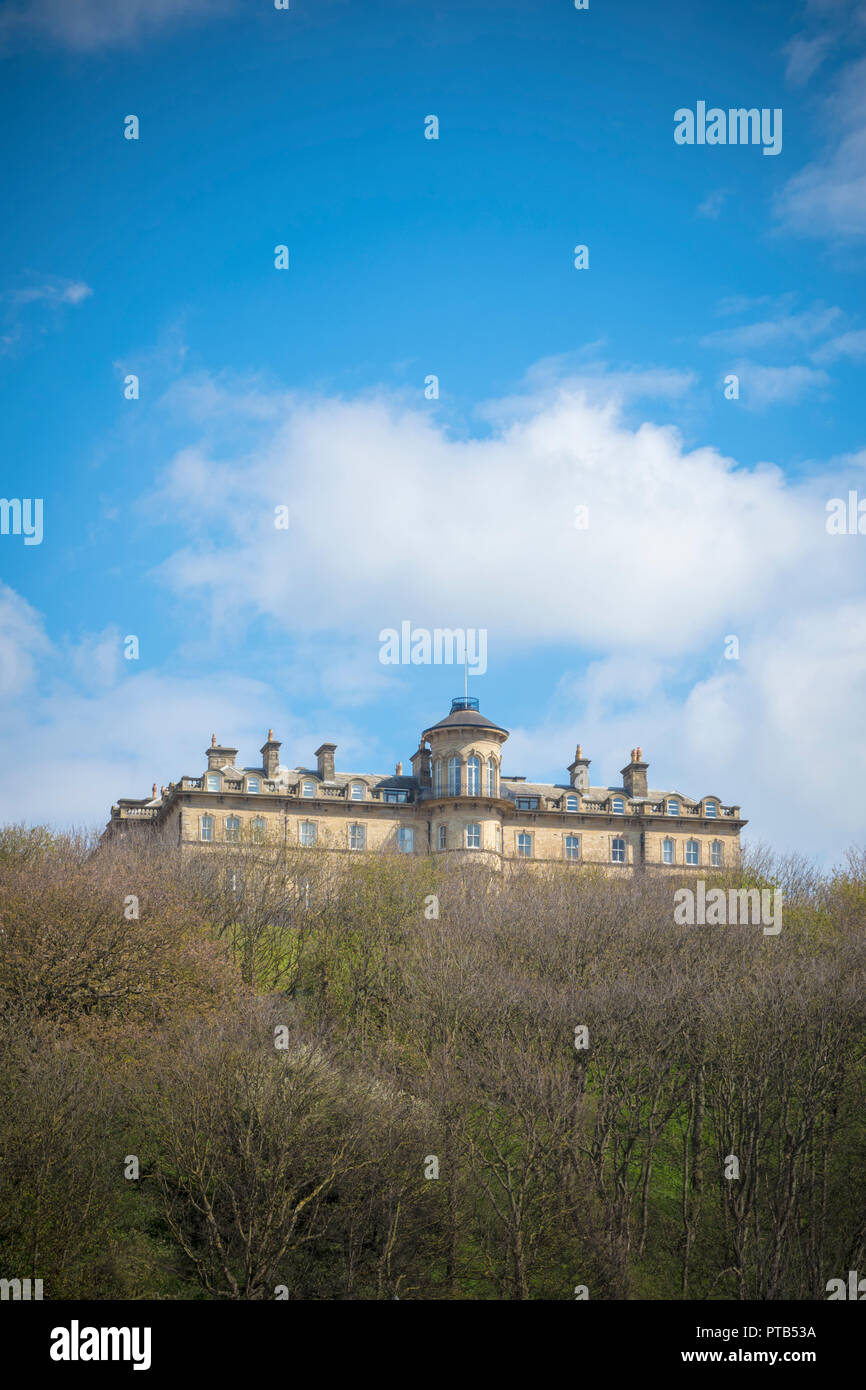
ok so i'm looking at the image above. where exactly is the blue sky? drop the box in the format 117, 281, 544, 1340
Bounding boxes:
1, 0, 865, 861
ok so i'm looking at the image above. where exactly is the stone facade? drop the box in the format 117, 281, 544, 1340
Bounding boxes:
105, 697, 746, 871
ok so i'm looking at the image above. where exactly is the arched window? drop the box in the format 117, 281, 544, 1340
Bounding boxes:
206, 773, 220, 792
200, 814, 214, 842
350, 782, 364, 801
466, 822, 481, 849
447, 757, 461, 795
433, 760, 442, 796
565, 834, 580, 861
486, 757, 497, 797
686, 840, 700, 866
517, 832, 532, 857
566, 794, 578, 812
611, 836, 625, 863
662, 837, 674, 864
247, 777, 260, 794
612, 797, 625, 814
467, 756, 480, 795
711, 840, 723, 867
225, 815, 240, 843
302, 780, 315, 798
705, 800, 717, 818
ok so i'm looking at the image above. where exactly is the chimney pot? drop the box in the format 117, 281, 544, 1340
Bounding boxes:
152, 783, 157, 798
396, 761, 403, 775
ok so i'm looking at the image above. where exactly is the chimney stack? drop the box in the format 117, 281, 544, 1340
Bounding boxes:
567, 743, 592, 791
410, 741, 432, 788
260, 729, 282, 780
207, 737, 238, 771
621, 748, 648, 799
315, 742, 336, 782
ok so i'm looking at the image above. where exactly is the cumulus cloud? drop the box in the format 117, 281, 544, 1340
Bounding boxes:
3, 371, 866, 862
147, 374, 853, 660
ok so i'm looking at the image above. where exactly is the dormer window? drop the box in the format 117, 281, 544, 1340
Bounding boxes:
612, 797, 625, 814
350, 782, 364, 801
566, 794, 578, 812
668, 799, 679, 816
516, 796, 539, 811
206, 773, 220, 792
302, 781, 315, 798
247, 777, 260, 794
705, 801, 717, 818
382, 789, 407, 803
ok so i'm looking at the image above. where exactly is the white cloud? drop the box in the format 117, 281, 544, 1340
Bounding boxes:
700, 303, 843, 352
0, 0, 235, 52
731, 361, 831, 407
783, 32, 833, 85
696, 189, 730, 220
811, 328, 866, 363
0, 584, 49, 697
776, 54, 866, 240
4, 371, 866, 864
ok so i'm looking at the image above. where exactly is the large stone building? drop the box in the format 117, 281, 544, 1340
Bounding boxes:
106, 696, 745, 870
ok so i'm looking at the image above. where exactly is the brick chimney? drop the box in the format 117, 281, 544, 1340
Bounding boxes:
567, 743, 591, 791
260, 729, 281, 779
315, 742, 336, 781
621, 747, 648, 799
411, 741, 432, 788
207, 735, 238, 771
